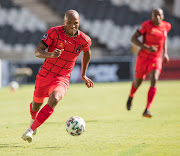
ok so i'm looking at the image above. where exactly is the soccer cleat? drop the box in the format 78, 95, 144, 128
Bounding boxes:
21, 128, 33, 143
30, 119, 38, 135
126, 96, 133, 110
143, 108, 152, 118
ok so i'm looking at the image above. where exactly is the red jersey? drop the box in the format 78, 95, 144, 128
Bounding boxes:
39, 25, 91, 78
137, 20, 171, 59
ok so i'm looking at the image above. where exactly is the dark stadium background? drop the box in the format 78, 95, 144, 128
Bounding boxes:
0, 0, 180, 87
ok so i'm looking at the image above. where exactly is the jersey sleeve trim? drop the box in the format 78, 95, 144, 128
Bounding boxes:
42, 27, 56, 47
41, 40, 48, 47
137, 30, 142, 35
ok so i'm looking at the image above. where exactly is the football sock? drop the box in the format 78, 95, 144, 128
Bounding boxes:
129, 82, 137, 98
30, 103, 39, 120
146, 86, 157, 109
31, 104, 54, 131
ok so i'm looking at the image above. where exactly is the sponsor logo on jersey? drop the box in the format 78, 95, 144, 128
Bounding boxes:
60, 43, 63, 47
151, 28, 162, 35
76, 46, 81, 53
42, 33, 48, 40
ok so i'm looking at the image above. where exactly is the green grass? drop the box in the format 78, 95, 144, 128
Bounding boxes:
0, 81, 180, 156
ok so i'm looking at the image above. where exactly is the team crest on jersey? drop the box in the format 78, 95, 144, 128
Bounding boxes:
76, 46, 81, 53
42, 33, 48, 40
60, 43, 63, 47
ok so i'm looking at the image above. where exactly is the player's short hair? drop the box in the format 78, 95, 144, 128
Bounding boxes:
64, 10, 79, 21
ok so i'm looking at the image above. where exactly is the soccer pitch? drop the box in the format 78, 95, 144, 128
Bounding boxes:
0, 81, 179, 156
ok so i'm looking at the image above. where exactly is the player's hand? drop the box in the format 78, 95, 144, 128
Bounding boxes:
81, 75, 94, 88
50, 49, 64, 58
163, 54, 169, 63
144, 45, 158, 52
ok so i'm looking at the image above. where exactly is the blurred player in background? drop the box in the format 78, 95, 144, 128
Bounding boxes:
127, 8, 171, 118
22, 10, 94, 143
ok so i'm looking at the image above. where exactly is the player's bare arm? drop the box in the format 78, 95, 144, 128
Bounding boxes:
163, 37, 169, 63
131, 31, 157, 52
81, 50, 94, 88
35, 41, 64, 58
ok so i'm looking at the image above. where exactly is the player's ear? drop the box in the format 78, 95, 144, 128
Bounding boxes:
151, 12, 154, 20
162, 14, 164, 20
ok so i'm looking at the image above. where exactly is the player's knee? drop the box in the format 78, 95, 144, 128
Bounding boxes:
134, 79, 143, 88
152, 70, 159, 82
152, 75, 158, 83
154, 74, 159, 81
151, 77, 158, 87
49, 91, 62, 106
32, 101, 43, 111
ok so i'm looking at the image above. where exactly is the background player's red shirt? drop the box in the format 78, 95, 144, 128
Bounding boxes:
39, 25, 91, 78
137, 20, 171, 59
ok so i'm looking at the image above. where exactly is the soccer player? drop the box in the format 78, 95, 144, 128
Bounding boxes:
126, 8, 171, 118
21, 10, 94, 143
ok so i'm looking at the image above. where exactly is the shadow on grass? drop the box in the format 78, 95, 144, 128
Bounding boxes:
0, 144, 64, 151
35, 146, 64, 150
0, 143, 23, 148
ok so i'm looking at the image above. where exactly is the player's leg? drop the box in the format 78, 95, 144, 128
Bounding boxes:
30, 101, 43, 120
127, 56, 147, 110
21, 98, 45, 143
30, 100, 44, 135
30, 81, 47, 120
22, 92, 61, 143
22, 79, 48, 142
30, 91, 62, 132
149, 69, 160, 88
130, 78, 144, 97
143, 69, 159, 118
127, 78, 144, 110
30, 84, 67, 135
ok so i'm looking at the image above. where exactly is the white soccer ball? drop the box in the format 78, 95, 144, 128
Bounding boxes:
66, 116, 86, 136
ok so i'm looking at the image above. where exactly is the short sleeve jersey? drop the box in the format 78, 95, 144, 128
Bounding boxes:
137, 20, 171, 59
39, 25, 92, 78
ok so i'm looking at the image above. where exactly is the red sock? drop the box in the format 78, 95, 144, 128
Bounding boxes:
129, 82, 137, 98
146, 87, 157, 109
30, 103, 39, 120
31, 104, 54, 131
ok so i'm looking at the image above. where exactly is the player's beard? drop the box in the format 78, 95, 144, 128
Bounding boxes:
153, 18, 162, 26
156, 20, 161, 26
65, 27, 78, 37
153, 20, 161, 26
70, 29, 77, 35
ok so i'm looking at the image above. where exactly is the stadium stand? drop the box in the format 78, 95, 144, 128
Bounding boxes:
0, 0, 180, 59
38, 0, 180, 57
0, 0, 47, 59
111, 0, 163, 12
